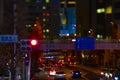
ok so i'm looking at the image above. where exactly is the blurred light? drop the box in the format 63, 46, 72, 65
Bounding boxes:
26, 24, 32, 28
106, 6, 112, 14
45, 0, 50, 3
68, 1, 76, 4
42, 6, 46, 10
44, 12, 50, 16
114, 77, 118, 80
72, 39, 76, 42
97, 34, 103, 39
46, 29, 50, 32
43, 18, 46, 22
62, 18, 67, 24
97, 8, 105, 13
100, 72, 104, 75
31, 40, 38, 46
34, 24, 37, 27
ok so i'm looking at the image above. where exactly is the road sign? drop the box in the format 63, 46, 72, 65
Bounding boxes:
75, 37, 95, 50
0, 35, 18, 43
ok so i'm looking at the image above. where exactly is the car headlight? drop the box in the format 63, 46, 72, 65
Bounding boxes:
114, 76, 119, 80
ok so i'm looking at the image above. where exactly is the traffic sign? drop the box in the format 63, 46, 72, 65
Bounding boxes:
75, 37, 95, 50
0, 35, 18, 43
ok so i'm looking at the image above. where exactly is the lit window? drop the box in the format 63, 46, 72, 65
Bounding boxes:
62, 18, 67, 24
43, 35, 46, 38
44, 12, 50, 16
45, 0, 50, 3
43, 29, 45, 32
46, 29, 50, 32
106, 6, 112, 14
97, 34, 103, 39
34, 24, 37, 27
42, 6, 46, 10
43, 18, 46, 22
97, 8, 105, 13
26, 24, 32, 27
68, 1, 76, 4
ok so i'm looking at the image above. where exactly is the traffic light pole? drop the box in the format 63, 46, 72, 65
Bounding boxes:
25, 52, 31, 80
20, 39, 38, 80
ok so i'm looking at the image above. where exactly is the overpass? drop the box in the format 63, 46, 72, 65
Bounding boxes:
37, 40, 120, 51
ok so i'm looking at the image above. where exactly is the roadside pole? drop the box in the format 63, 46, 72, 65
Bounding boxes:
25, 52, 31, 80
13, 0, 17, 79
28, 52, 31, 80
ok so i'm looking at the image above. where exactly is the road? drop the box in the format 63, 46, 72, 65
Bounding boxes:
31, 66, 100, 80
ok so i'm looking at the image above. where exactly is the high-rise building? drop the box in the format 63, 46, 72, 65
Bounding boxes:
112, 0, 120, 39
76, 0, 117, 39
76, 0, 96, 37
26, 0, 60, 40
59, 0, 76, 39
0, 0, 29, 39
96, 0, 114, 39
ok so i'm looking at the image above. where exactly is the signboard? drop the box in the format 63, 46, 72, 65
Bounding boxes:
0, 35, 18, 43
75, 37, 95, 50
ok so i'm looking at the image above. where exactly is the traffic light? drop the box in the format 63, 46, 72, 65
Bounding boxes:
20, 39, 38, 52
31, 39, 38, 46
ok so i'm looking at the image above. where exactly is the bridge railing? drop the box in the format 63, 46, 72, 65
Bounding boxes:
95, 40, 120, 50
38, 40, 120, 50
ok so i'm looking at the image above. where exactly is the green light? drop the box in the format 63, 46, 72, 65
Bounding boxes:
45, 0, 50, 3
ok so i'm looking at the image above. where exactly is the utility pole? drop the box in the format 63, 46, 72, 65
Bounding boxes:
11, 0, 17, 80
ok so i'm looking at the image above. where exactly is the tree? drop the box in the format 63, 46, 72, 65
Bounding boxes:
29, 17, 43, 40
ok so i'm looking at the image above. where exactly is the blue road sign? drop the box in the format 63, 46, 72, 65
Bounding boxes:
0, 35, 18, 43
75, 37, 95, 50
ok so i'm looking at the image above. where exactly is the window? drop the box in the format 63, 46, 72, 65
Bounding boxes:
45, 0, 50, 3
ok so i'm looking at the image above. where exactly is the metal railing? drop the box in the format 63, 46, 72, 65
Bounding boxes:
37, 40, 120, 50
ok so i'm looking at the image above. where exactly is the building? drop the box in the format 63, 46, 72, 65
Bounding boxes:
26, 0, 60, 40
76, 0, 119, 39
59, 0, 76, 39
76, 0, 96, 37
112, 0, 120, 39
0, 0, 29, 39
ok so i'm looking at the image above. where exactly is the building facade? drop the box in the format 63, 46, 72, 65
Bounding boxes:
25, 0, 60, 40
112, 0, 120, 39
59, 0, 76, 39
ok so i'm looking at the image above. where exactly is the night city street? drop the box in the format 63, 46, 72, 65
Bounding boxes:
0, 0, 120, 80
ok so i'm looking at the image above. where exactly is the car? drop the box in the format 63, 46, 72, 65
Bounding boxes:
112, 70, 120, 80
71, 70, 81, 78
100, 67, 118, 79
49, 69, 56, 76
100, 67, 109, 77
54, 71, 67, 80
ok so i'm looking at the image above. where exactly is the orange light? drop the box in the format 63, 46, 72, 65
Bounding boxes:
31, 40, 37, 46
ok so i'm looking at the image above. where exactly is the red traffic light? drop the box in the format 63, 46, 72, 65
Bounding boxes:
31, 39, 38, 46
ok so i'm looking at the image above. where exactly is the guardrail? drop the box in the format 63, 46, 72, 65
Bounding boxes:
37, 40, 120, 50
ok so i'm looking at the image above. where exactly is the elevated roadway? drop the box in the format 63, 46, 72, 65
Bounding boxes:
37, 40, 120, 50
